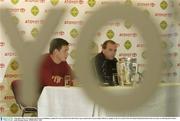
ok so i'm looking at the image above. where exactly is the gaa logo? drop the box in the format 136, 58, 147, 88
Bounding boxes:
106, 30, 115, 39
161, 41, 168, 49
12, 16, 19, 25
31, 6, 39, 16
144, 9, 150, 16
124, 20, 132, 29
88, 0, 96, 7
160, 1, 168, 10
10, 60, 19, 71
125, 0, 133, 6
71, 7, 79, 17
124, 40, 132, 50
70, 28, 79, 38
160, 20, 168, 30
11, 0, 19, 5
142, 51, 147, 59
90, 41, 99, 54
70, 49, 76, 59
161, 41, 174, 49
10, 103, 19, 114
166, 60, 173, 69
31, 28, 39, 38
51, 0, 60, 6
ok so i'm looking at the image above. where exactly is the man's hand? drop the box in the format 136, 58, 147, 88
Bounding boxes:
52, 76, 63, 84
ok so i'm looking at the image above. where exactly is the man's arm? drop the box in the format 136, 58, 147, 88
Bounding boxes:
94, 56, 106, 83
64, 62, 75, 86
40, 66, 62, 86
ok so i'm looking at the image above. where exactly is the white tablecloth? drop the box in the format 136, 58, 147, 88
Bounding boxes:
38, 86, 180, 117
38, 87, 97, 117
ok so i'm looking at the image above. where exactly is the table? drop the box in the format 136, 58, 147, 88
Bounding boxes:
38, 85, 180, 117
38, 87, 97, 117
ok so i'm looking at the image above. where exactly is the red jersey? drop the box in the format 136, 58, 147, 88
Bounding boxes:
39, 54, 73, 86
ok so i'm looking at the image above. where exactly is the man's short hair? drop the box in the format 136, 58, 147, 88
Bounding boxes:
102, 40, 116, 49
49, 38, 69, 54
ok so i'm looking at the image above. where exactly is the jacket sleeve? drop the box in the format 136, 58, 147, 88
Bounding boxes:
94, 56, 106, 83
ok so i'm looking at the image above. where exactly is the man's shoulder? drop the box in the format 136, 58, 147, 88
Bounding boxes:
42, 53, 50, 58
41, 53, 52, 66
94, 53, 104, 60
93, 53, 105, 65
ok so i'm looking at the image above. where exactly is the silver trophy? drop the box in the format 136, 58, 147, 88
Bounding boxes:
117, 58, 139, 86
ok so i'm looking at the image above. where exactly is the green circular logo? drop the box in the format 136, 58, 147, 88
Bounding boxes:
124, 40, 132, 50
124, 0, 133, 6
70, 28, 79, 38
31, 6, 39, 16
71, 7, 79, 17
10, 60, 19, 71
12, 16, 19, 25
124, 20, 133, 29
11, 0, 19, 5
160, 1, 168, 10
88, 0, 96, 7
106, 29, 115, 39
160, 20, 168, 30
51, 0, 60, 6
10, 103, 19, 114
31, 28, 39, 38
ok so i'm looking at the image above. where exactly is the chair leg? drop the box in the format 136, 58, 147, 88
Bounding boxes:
22, 109, 25, 117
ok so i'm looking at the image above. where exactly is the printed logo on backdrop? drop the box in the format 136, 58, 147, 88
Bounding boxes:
10, 103, 19, 114
89, 41, 99, 54
31, 28, 39, 38
142, 51, 147, 60
11, 0, 19, 5
71, 7, 79, 17
88, 0, 96, 7
124, 20, 133, 29
70, 28, 79, 39
124, 40, 132, 50
31, 6, 39, 16
106, 30, 115, 39
51, 0, 60, 6
166, 60, 173, 69
70, 49, 76, 59
10, 60, 19, 71
11, 16, 19, 25
125, 0, 133, 6
160, 1, 168, 10
143, 9, 150, 16
160, 20, 168, 30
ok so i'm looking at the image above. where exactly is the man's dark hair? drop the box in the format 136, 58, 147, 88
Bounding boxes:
102, 40, 116, 49
49, 38, 69, 54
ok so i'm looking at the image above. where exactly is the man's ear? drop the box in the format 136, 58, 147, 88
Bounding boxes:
54, 49, 59, 53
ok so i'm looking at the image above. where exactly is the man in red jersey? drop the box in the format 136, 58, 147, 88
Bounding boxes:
39, 38, 74, 87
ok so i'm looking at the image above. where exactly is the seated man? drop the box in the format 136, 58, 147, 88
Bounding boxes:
39, 38, 74, 87
94, 40, 119, 86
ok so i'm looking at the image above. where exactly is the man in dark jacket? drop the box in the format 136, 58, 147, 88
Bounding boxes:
94, 40, 119, 86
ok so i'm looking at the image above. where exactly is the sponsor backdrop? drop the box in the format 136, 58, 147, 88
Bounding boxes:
0, 0, 179, 117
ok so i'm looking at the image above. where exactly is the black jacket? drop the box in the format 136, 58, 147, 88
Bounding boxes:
94, 52, 119, 86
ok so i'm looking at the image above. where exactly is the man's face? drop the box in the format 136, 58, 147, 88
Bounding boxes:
102, 43, 117, 60
56, 45, 69, 62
